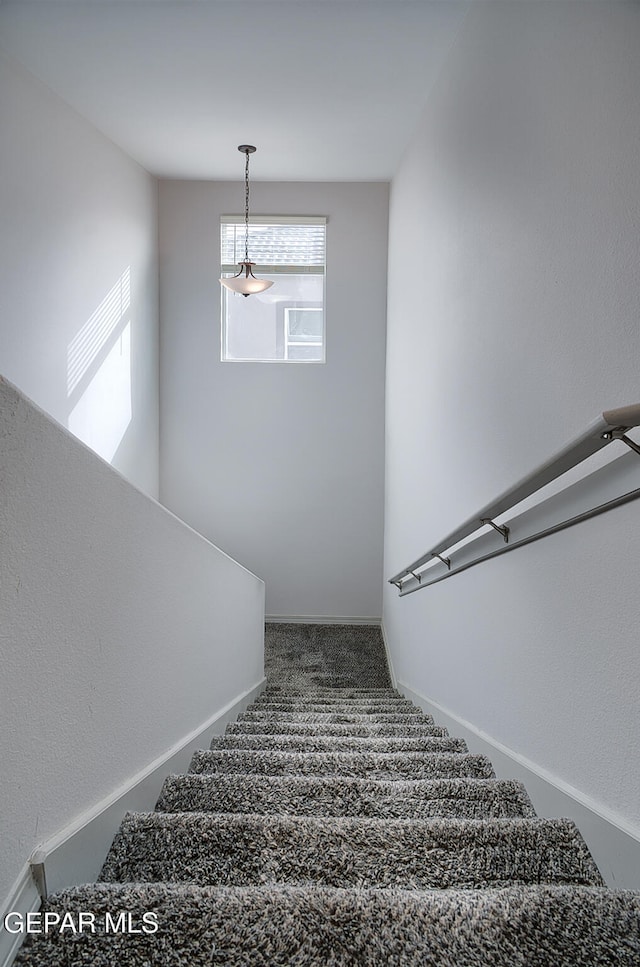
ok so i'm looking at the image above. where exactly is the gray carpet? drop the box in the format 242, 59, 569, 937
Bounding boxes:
15, 622, 640, 965
226, 719, 450, 736
188, 747, 496, 779
99, 812, 601, 889
263, 623, 391, 688
156, 774, 537, 820
15, 883, 640, 967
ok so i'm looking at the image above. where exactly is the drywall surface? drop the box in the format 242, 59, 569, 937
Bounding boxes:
159, 180, 388, 619
384, 0, 640, 852
0, 376, 265, 910
400, 682, 640, 890
0, 52, 159, 495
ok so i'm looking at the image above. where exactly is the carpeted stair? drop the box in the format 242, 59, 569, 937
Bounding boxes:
15, 624, 640, 965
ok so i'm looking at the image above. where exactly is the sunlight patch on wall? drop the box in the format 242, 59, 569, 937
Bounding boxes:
67, 267, 131, 396
68, 322, 132, 463
67, 267, 132, 463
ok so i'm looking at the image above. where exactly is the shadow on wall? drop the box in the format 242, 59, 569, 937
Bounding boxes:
66, 266, 132, 462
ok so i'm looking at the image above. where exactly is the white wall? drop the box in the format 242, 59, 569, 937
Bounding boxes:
0, 376, 265, 911
384, 0, 640, 862
159, 180, 388, 619
0, 52, 159, 496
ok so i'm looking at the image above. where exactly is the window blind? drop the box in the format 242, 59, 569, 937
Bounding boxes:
221, 216, 326, 275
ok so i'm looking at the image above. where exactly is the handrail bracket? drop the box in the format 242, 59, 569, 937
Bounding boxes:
431, 553, 451, 570
480, 518, 510, 543
602, 427, 640, 457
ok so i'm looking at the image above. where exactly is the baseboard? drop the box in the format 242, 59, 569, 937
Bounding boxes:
1, 865, 41, 967
380, 620, 397, 689
399, 681, 640, 890
28, 678, 266, 903
266, 615, 382, 626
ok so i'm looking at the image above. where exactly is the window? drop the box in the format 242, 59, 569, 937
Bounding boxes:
221, 215, 326, 362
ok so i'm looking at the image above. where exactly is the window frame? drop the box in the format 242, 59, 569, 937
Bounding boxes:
220, 214, 327, 364
283, 305, 324, 361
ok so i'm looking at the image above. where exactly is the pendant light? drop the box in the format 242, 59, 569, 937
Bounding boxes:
219, 145, 274, 297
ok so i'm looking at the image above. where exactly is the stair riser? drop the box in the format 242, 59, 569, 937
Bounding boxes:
100, 814, 603, 890
189, 749, 495, 780
262, 688, 400, 699
247, 702, 421, 715
226, 721, 449, 738
237, 712, 435, 724
156, 775, 537, 820
209, 735, 468, 754
254, 695, 413, 705
16, 884, 640, 967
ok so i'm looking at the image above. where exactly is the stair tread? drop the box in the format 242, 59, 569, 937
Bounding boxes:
237, 710, 435, 724
249, 701, 418, 713
100, 812, 603, 889
210, 734, 467, 753
15, 883, 640, 967
252, 693, 412, 711
189, 748, 495, 779
263, 687, 400, 697
226, 720, 449, 737
156, 773, 536, 819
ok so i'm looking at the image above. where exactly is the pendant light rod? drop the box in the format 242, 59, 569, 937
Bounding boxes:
219, 144, 273, 297
238, 145, 256, 264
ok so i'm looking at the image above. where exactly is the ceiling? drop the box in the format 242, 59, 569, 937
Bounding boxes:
0, 0, 469, 181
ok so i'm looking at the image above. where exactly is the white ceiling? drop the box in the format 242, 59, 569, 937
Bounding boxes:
0, 0, 469, 181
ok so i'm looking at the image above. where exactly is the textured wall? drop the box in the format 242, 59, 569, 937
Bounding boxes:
384, 1, 640, 842
0, 377, 265, 909
0, 52, 159, 496
159, 180, 388, 619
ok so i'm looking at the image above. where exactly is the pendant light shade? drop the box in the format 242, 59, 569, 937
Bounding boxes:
219, 145, 274, 297
221, 262, 273, 295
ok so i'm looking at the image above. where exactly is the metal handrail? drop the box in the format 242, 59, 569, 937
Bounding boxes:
389, 403, 640, 595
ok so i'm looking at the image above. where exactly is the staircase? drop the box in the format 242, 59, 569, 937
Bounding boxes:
15, 625, 640, 965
